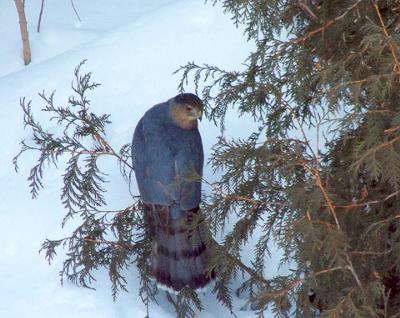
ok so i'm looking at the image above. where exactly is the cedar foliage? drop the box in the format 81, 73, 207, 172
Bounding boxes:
175, 0, 400, 316
15, 1, 400, 317
14, 61, 158, 315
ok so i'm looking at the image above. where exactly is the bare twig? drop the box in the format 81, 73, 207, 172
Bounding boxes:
371, 0, 400, 75
222, 194, 289, 207
70, 0, 82, 22
332, 190, 400, 209
288, 102, 364, 289
302, 158, 364, 289
262, 266, 345, 299
345, 255, 363, 287
354, 136, 400, 165
69, 205, 140, 217
310, 166, 341, 230
293, 0, 363, 44
219, 243, 270, 286
37, 0, 45, 32
92, 130, 134, 171
82, 237, 141, 250
297, 1, 320, 23
348, 249, 391, 256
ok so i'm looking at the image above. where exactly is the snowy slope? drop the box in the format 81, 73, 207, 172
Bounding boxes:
0, 1, 277, 317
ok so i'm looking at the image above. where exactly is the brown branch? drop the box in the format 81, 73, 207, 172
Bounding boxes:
66, 110, 134, 172
310, 219, 337, 229
72, 205, 140, 217
222, 194, 289, 207
74, 149, 112, 156
314, 266, 346, 277
367, 109, 395, 115
275, 95, 364, 290
222, 247, 270, 286
279, 98, 317, 160
348, 249, 391, 256
262, 266, 345, 299
371, 0, 400, 75
354, 136, 400, 165
332, 190, 400, 209
302, 163, 341, 230
82, 237, 140, 250
307, 167, 363, 288
334, 200, 379, 209
345, 255, 363, 287
384, 125, 400, 134
328, 74, 393, 96
91, 131, 134, 171
297, 1, 320, 23
293, 116, 364, 290
384, 126, 400, 134
293, 0, 363, 45
262, 279, 303, 299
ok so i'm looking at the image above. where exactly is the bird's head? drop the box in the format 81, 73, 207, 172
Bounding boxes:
170, 93, 204, 130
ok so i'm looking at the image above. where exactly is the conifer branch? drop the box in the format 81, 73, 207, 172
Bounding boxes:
330, 190, 400, 209
221, 194, 289, 208
220, 244, 269, 286
371, 0, 400, 75
80, 237, 143, 251
296, 1, 319, 23
15, 61, 153, 303
384, 125, 400, 135
292, 0, 363, 44
301, 141, 364, 291
178, 0, 400, 315
353, 136, 400, 170
348, 249, 391, 256
94, 132, 134, 171
308, 165, 341, 230
328, 73, 393, 96
292, 105, 365, 291
260, 266, 345, 301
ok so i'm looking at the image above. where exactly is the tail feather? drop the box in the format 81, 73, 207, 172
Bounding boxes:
144, 203, 216, 291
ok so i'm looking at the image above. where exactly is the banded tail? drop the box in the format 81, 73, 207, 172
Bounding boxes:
143, 203, 216, 291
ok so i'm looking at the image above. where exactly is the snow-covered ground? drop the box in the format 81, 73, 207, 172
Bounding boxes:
0, 1, 281, 316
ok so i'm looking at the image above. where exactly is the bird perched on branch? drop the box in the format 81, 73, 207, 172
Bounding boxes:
132, 93, 215, 291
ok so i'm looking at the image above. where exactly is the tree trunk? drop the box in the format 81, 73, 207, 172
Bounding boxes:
14, 0, 31, 65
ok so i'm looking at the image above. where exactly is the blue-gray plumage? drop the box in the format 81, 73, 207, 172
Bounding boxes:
132, 93, 215, 291
132, 99, 203, 213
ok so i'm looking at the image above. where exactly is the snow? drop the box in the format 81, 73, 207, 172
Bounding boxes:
0, 1, 283, 316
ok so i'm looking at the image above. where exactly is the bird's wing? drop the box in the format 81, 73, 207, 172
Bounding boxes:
132, 112, 203, 210
172, 130, 203, 210
133, 115, 174, 206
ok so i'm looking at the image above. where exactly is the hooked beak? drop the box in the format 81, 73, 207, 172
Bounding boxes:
190, 108, 203, 121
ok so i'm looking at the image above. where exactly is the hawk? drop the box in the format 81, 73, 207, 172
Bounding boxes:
132, 93, 215, 291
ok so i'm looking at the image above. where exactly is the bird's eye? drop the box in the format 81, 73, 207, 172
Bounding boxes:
186, 105, 193, 111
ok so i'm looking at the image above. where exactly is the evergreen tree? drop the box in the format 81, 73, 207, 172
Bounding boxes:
175, 0, 400, 316
15, 1, 400, 317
